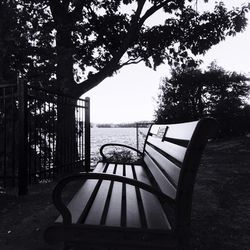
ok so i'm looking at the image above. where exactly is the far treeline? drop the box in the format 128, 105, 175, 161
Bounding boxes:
155, 62, 250, 137
95, 122, 152, 128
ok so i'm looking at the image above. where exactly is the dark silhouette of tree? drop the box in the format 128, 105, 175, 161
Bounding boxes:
0, 0, 55, 87
2, 1, 248, 95
0, 1, 57, 178
2, 1, 250, 165
0, 1, 20, 85
155, 63, 250, 136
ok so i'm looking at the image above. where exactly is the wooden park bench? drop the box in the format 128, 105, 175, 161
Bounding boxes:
44, 118, 217, 250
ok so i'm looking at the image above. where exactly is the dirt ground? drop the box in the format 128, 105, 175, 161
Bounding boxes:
0, 136, 250, 250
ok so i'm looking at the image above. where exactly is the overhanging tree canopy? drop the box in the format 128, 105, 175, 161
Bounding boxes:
8, 0, 250, 97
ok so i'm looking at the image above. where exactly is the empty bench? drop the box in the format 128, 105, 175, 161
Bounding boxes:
44, 118, 217, 250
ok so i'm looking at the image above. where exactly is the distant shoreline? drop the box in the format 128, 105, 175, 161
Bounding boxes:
93, 122, 152, 128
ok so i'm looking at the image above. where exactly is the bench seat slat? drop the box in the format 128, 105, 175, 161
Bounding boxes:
55, 162, 107, 224
67, 162, 172, 230
84, 180, 111, 225
124, 164, 142, 228
105, 164, 123, 227
85, 164, 116, 225
100, 164, 117, 225
131, 165, 148, 228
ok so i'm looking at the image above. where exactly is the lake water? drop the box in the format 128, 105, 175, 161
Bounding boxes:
90, 127, 149, 164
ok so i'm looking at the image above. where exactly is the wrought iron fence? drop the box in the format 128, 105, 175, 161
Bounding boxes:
0, 84, 18, 191
0, 82, 90, 195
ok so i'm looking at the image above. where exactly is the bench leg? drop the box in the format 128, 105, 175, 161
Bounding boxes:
63, 243, 71, 250
177, 228, 191, 250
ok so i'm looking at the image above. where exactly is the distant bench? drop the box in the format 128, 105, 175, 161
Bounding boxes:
44, 118, 217, 250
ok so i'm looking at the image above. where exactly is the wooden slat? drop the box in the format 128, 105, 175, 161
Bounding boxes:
150, 121, 198, 141
121, 165, 127, 227
131, 165, 147, 229
149, 125, 167, 136
124, 164, 141, 228
84, 164, 115, 225
146, 142, 182, 169
100, 165, 117, 225
134, 165, 171, 230
105, 164, 123, 227
55, 163, 107, 223
144, 153, 177, 200
162, 137, 189, 147
144, 144, 180, 187
146, 137, 186, 164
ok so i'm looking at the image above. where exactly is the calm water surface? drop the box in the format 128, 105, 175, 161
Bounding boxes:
90, 127, 148, 164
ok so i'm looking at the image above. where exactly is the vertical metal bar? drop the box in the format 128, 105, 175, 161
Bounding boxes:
77, 103, 79, 167
70, 97, 74, 170
3, 87, 7, 188
39, 93, 42, 180
43, 91, 47, 180
76, 101, 81, 167
52, 99, 56, 179
44, 99, 47, 180
84, 97, 90, 172
48, 101, 51, 179
67, 97, 70, 172
136, 123, 139, 152
63, 96, 66, 173
34, 98, 37, 182
11, 86, 16, 186
27, 93, 32, 184
81, 100, 84, 164
18, 80, 28, 195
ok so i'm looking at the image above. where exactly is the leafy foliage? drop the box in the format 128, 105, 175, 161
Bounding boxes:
0, 0, 55, 87
155, 63, 250, 136
2, 1, 249, 95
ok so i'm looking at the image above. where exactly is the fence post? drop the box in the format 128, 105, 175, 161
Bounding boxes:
136, 123, 139, 151
85, 97, 90, 172
18, 80, 28, 195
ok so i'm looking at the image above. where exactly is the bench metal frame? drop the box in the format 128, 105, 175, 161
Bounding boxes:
44, 118, 217, 250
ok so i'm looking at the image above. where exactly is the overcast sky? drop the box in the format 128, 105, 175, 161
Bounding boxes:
82, 1, 250, 124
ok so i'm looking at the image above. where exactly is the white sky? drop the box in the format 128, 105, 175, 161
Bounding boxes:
82, 1, 250, 124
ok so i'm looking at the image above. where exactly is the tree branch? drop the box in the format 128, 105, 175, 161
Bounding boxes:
62, 0, 71, 10
73, 61, 120, 96
70, 0, 86, 21
49, 0, 64, 23
139, 0, 171, 25
73, 1, 180, 95
119, 58, 144, 68
74, 1, 149, 95
132, 0, 147, 24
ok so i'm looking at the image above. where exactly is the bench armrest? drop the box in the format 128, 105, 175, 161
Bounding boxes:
100, 143, 143, 161
53, 172, 175, 224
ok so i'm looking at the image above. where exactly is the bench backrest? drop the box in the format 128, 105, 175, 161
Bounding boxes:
143, 118, 217, 228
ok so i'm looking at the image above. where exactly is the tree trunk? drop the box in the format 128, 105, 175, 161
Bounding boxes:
55, 26, 75, 93
54, 26, 79, 171
55, 99, 78, 170
0, 2, 5, 85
